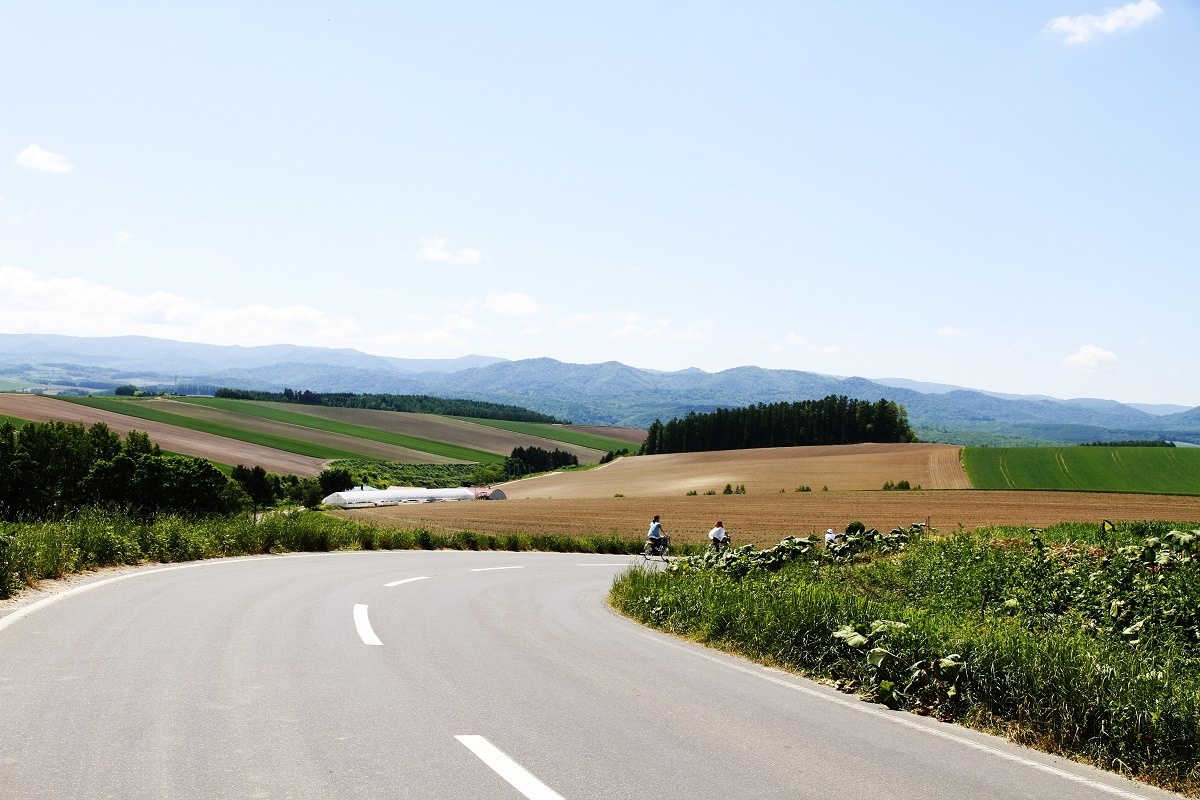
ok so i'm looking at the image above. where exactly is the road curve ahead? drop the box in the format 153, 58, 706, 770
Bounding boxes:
0, 552, 1182, 800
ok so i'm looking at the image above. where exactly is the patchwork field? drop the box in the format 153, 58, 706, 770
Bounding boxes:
334, 443, 1200, 544
0, 394, 327, 476
244, 401, 613, 462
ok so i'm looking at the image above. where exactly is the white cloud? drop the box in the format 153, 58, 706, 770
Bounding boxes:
1044, 0, 1162, 44
482, 291, 540, 318
1062, 344, 1119, 371
774, 332, 841, 355
608, 313, 671, 339
937, 326, 971, 337
417, 235, 482, 265
669, 320, 714, 343
115, 230, 133, 244
0, 265, 369, 347
558, 312, 602, 331
14, 145, 74, 173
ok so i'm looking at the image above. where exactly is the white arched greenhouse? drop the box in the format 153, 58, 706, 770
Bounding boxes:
322, 486, 476, 508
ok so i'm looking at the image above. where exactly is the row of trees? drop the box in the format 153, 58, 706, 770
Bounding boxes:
504, 446, 578, 478
0, 420, 365, 522
215, 388, 562, 423
0, 421, 247, 521
640, 395, 916, 454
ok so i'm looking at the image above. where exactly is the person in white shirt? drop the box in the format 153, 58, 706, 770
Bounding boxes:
825, 528, 838, 547
708, 520, 730, 549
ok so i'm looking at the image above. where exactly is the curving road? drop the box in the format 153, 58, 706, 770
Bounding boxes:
0, 552, 1183, 799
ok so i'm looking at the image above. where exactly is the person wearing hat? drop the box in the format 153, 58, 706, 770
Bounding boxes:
825, 528, 838, 547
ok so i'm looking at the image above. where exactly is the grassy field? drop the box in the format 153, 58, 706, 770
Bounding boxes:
58, 396, 375, 461
453, 417, 637, 452
0, 414, 28, 427
172, 397, 502, 463
963, 446, 1200, 494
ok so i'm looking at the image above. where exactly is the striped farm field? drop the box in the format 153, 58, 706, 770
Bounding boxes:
962, 446, 1200, 494
58, 396, 381, 461
0, 394, 327, 475
451, 417, 640, 453
164, 397, 498, 463
240, 401, 611, 463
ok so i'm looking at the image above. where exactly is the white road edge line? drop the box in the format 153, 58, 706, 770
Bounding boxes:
0, 554, 323, 636
353, 604, 383, 646
636, 631, 1155, 800
470, 566, 524, 572
384, 576, 430, 587
455, 735, 565, 800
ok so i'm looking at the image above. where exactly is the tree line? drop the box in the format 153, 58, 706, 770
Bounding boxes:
640, 395, 916, 455
214, 388, 562, 424
0, 420, 365, 522
0, 420, 246, 521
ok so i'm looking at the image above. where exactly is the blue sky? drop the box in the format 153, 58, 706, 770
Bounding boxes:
2, 1, 1197, 405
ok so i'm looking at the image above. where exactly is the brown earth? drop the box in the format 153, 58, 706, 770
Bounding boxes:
149, 399, 460, 464
561, 425, 647, 445
253, 403, 608, 463
335, 444, 1200, 545
0, 394, 327, 476
331, 491, 1200, 547
496, 443, 972, 499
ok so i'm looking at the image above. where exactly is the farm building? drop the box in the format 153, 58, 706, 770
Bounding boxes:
322, 486, 476, 508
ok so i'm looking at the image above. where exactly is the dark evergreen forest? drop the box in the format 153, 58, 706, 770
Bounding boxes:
640, 395, 916, 454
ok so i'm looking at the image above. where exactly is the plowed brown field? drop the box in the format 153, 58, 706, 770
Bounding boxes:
0, 395, 327, 476
336, 443, 1200, 545
500, 443, 971, 498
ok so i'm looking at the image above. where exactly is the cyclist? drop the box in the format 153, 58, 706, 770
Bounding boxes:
646, 515, 669, 555
708, 520, 730, 550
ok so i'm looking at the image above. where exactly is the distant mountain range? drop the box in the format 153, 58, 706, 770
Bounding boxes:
2, 333, 1197, 445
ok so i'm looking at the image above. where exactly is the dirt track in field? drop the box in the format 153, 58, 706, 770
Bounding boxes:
254, 403, 609, 463
0, 395, 328, 476
336, 443, 1200, 545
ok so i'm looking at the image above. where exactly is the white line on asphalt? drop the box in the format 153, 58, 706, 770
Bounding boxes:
636, 632, 1154, 800
384, 576, 431, 587
0, 554, 324, 636
470, 566, 524, 572
353, 604, 383, 646
455, 735, 565, 800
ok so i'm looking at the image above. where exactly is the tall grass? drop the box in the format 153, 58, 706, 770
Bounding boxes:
610, 522, 1200, 793
0, 510, 693, 601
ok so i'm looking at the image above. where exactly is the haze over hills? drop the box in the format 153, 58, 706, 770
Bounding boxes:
1, 333, 1197, 445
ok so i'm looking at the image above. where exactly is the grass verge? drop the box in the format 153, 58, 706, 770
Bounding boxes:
0, 510, 703, 602
609, 522, 1200, 795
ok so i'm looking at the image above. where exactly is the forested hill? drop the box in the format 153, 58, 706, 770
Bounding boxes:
213, 388, 562, 424
641, 396, 916, 454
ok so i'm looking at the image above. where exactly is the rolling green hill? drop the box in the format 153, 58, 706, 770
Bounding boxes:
962, 446, 1200, 495
452, 418, 636, 452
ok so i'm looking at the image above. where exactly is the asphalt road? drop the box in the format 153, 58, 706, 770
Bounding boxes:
0, 551, 1184, 799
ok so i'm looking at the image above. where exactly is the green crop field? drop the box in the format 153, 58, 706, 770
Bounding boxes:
58, 396, 374, 460
0, 414, 28, 428
173, 397, 502, 463
0, 380, 35, 391
454, 417, 635, 452
962, 446, 1200, 495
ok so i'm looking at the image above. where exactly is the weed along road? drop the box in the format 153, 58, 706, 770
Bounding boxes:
0, 553, 1184, 800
